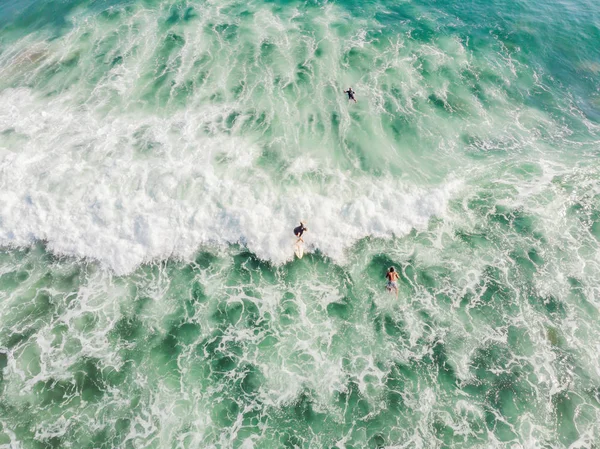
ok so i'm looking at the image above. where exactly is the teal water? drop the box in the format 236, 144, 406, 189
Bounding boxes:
0, 0, 599, 447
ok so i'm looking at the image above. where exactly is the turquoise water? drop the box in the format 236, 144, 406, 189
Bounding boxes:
0, 0, 599, 447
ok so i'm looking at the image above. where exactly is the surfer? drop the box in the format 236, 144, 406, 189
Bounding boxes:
293, 221, 307, 242
386, 267, 399, 297
344, 87, 357, 103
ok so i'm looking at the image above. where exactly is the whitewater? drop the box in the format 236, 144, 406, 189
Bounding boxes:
0, 0, 599, 447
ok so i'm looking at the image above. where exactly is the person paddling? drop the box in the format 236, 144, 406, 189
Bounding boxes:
386, 266, 399, 297
293, 221, 308, 242
344, 87, 357, 103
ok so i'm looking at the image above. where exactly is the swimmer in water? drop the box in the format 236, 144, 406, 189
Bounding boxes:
293, 221, 308, 243
344, 87, 357, 103
386, 266, 399, 297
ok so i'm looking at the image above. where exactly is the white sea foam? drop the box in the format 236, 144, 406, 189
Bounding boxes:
1, 0, 600, 447
0, 0, 470, 274
0, 87, 455, 274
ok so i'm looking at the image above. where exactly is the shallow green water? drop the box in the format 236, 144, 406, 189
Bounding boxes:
0, 0, 599, 447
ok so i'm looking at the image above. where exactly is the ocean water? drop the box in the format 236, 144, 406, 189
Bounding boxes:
0, 0, 599, 447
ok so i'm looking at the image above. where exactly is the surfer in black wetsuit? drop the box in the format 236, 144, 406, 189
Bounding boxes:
344, 87, 357, 103
294, 221, 307, 242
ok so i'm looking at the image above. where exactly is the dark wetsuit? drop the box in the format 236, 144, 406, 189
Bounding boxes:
294, 225, 306, 237
345, 89, 356, 101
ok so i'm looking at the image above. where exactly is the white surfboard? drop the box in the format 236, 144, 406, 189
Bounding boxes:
294, 240, 304, 259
